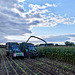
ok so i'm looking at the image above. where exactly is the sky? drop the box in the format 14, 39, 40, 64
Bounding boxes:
0, 0, 75, 45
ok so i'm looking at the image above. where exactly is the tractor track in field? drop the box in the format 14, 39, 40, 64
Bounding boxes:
2, 56, 28, 75
15, 58, 44, 75
3, 56, 17, 75
27, 58, 61, 75
17, 58, 49, 75
23, 58, 55, 75
34, 58, 75, 75
6, 56, 28, 75
10, 58, 36, 75
25, 58, 75, 75
1, 55, 75, 75
0, 48, 75, 75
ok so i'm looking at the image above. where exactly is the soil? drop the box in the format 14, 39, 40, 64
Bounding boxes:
0, 48, 75, 75
0, 54, 2, 75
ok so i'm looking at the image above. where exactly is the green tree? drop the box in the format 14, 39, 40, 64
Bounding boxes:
55, 44, 59, 46
65, 41, 74, 46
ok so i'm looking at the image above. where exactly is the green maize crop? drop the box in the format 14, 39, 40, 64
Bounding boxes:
36, 46, 75, 65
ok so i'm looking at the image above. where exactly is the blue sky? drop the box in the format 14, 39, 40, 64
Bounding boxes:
0, 0, 75, 45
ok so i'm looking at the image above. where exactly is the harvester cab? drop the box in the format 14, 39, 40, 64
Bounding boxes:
27, 45, 36, 52
20, 36, 47, 58
20, 43, 40, 58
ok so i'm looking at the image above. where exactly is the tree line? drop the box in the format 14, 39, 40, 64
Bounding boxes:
38, 41, 75, 46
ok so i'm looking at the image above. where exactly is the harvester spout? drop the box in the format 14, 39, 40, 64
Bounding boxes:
26, 36, 47, 46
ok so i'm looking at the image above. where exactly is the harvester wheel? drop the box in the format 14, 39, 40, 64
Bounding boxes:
28, 55, 30, 58
27, 52, 32, 58
37, 52, 41, 58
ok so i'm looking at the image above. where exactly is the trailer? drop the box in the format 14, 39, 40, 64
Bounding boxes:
6, 42, 24, 58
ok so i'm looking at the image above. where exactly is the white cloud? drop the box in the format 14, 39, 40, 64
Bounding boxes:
5, 33, 75, 45
27, 4, 75, 27
29, 3, 57, 11
18, 0, 25, 2
29, 4, 46, 10
45, 3, 57, 7
0, 0, 32, 43
67, 37, 75, 42
0, 0, 75, 44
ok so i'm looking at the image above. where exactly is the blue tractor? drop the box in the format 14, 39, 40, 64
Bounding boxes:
6, 42, 24, 58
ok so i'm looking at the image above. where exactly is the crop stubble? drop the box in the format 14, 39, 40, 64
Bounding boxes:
0, 48, 75, 75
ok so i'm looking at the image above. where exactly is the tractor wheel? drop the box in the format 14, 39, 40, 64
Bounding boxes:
9, 54, 14, 59
6, 52, 9, 56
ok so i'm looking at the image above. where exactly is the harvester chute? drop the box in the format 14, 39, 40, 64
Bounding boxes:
26, 36, 47, 46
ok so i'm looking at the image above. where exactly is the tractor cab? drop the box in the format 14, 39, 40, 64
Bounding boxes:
13, 45, 21, 53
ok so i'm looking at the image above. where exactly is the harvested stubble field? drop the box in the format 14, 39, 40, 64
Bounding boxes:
0, 48, 75, 75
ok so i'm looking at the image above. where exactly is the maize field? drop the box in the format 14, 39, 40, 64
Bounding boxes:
36, 46, 75, 65
0, 48, 75, 75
